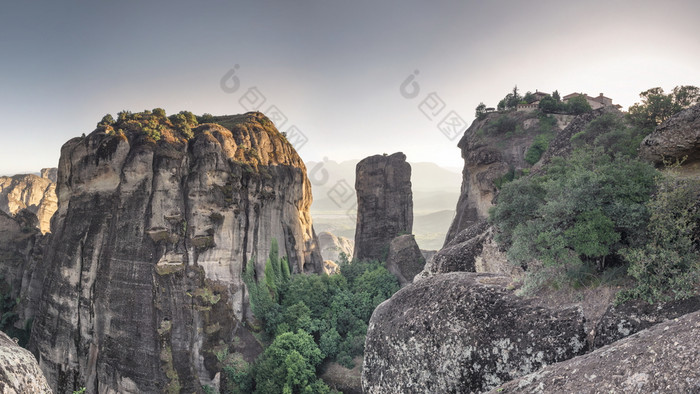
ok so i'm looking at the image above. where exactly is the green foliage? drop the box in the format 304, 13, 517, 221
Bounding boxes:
490, 148, 658, 292
618, 173, 700, 303
488, 115, 517, 134
241, 244, 399, 391
253, 330, 327, 394
221, 355, 253, 393
72, 388, 87, 394
566, 95, 593, 114
525, 134, 552, 165
0, 281, 32, 348
475, 102, 487, 120
628, 85, 699, 130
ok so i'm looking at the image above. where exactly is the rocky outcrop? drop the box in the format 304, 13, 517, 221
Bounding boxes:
445, 112, 561, 245
362, 272, 588, 393
384, 234, 425, 286
492, 309, 700, 393
0, 330, 52, 394
0, 173, 57, 234
353, 152, 412, 261
29, 112, 322, 393
423, 220, 490, 276
40, 168, 58, 183
593, 296, 700, 349
319, 357, 362, 394
639, 103, 700, 166
317, 231, 353, 262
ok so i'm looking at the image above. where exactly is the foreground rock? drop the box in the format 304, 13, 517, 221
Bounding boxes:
493, 309, 700, 393
29, 112, 322, 393
640, 102, 700, 166
385, 234, 425, 286
353, 152, 412, 261
0, 171, 57, 233
317, 231, 353, 262
0, 330, 52, 393
362, 272, 587, 393
593, 295, 700, 349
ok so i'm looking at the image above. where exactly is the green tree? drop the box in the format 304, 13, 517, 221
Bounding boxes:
567, 95, 592, 114
475, 102, 487, 120
619, 173, 700, 303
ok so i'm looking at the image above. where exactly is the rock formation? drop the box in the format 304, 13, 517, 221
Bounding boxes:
492, 309, 700, 393
40, 168, 58, 183
28, 112, 322, 393
423, 220, 490, 275
384, 234, 424, 286
593, 295, 700, 349
0, 172, 57, 234
353, 152, 412, 261
362, 272, 587, 393
639, 102, 700, 166
0, 330, 52, 394
317, 231, 353, 262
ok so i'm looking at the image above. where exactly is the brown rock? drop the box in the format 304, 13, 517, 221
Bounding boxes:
0, 173, 57, 234
353, 152, 412, 261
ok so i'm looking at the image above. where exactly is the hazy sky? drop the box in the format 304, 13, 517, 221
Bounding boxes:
1, 0, 699, 175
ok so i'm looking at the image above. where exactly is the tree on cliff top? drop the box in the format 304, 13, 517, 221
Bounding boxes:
628, 85, 700, 130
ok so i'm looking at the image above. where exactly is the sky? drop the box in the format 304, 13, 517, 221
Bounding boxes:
1, 0, 699, 175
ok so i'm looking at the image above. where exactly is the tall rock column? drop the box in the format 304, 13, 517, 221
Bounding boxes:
353, 152, 412, 261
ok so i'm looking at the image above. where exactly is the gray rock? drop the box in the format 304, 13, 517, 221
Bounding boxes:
385, 234, 425, 286
0, 330, 52, 393
40, 168, 58, 183
353, 152, 412, 261
593, 296, 700, 349
640, 102, 700, 165
29, 112, 322, 393
492, 309, 700, 393
425, 221, 490, 275
362, 272, 588, 393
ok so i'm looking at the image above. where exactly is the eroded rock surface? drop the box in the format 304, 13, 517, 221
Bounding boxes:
593, 296, 700, 349
0, 173, 57, 234
0, 330, 52, 394
353, 152, 412, 260
493, 310, 700, 393
423, 220, 490, 276
640, 103, 700, 166
29, 112, 322, 393
362, 272, 588, 393
385, 234, 425, 286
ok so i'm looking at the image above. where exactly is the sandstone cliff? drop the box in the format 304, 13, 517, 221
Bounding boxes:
444, 111, 564, 244
0, 170, 57, 234
29, 111, 322, 393
353, 152, 412, 260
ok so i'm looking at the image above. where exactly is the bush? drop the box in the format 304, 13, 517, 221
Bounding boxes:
488, 115, 518, 134
618, 173, 700, 303
525, 134, 552, 165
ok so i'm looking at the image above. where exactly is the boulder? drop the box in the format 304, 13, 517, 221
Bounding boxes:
362, 272, 588, 393
385, 234, 425, 286
639, 103, 700, 165
0, 330, 52, 393
593, 295, 700, 349
353, 152, 412, 261
492, 309, 700, 393
421, 221, 490, 276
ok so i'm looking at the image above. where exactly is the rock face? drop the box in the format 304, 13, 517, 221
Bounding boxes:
384, 234, 425, 286
0, 330, 52, 394
40, 168, 58, 183
362, 272, 588, 393
492, 309, 700, 393
639, 103, 700, 166
444, 112, 561, 245
353, 152, 412, 261
29, 112, 322, 393
593, 296, 700, 349
317, 231, 353, 262
423, 220, 490, 276
0, 173, 57, 234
